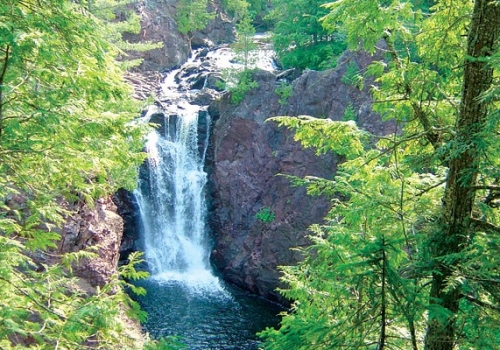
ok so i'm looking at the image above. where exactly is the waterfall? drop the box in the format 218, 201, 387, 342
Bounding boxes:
133, 39, 275, 291
128, 38, 282, 349
134, 108, 221, 290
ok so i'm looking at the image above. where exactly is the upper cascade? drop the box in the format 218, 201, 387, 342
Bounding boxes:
157, 35, 277, 116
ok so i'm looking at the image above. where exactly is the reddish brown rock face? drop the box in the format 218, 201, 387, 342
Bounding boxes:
60, 197, 124, 287
207, 51, 394, 303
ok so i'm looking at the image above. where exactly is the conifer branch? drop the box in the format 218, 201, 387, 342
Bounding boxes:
470, 218, 500, 235
462, 295, 500, 311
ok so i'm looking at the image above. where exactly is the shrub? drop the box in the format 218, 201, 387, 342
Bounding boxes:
255, 207, 275, 223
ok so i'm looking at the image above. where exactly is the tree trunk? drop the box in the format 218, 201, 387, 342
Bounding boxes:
0, 45, 10, 141
424, 1, 500, 349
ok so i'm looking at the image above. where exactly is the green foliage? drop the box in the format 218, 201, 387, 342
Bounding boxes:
221, 0, 250, 18
0, 0, 151, 348
176, 0, 216, 36
255, 206, 276, 223
341, 60, 362, 88
230, 70, 259, 104
144, 336, 187, 350
261, 0, 500, 349
341, 103, 356, 122
221, 0, 271, 21
269, 116, 367, 158
217, 13, 260, 104
275, 81, 293, 106
267, 0, 346, 70
0, 245, 150, 349
220, 68, 259, 104
232, 14, 257, 69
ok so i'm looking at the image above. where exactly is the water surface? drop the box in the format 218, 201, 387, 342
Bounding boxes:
134, 278, 282, 349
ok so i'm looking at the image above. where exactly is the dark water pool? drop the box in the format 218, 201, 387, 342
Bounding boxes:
133, 277, 282, 349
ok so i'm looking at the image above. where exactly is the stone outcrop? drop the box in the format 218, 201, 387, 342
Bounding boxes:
191, 1, 235, 48
59, 197, 124, 287
124, 0, 235, 74
208, 50, 396, 303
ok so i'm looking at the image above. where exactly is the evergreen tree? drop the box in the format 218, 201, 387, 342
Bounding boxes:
219, 12, 259, 104
176, 0, 216, 42
0, 0, 155, 347
232, 14, 257, 69
221, 0, 250, 20
260, 0, 500, 349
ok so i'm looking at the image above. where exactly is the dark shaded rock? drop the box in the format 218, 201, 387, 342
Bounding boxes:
190, 90, 218, 106
190, 73, 207, 90
207, 49, 396, 303
197, 110, 211, 159
113, 189, 141, 260
149, 112, 166, 128
177, 64, 200, 81
276, 68, 302, 83
205, 73, 225, 91
198, 47, 210, 58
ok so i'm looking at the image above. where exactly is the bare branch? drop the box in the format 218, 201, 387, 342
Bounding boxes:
415, 180, 447, 197
0, 45, 10, 140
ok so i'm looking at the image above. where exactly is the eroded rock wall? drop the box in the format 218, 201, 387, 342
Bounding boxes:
124, 0, 234, 73
208, 50, 395, 303
59, 197, 124, 287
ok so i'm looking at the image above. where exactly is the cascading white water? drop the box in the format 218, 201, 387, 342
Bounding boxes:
134, 108, 221, 289
134, 38, 275, 292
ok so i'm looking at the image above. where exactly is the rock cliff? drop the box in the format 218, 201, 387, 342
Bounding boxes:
125, 0, 234, 74
115, 0, 394, 305
59, 197, 125, 287
208, 50, 396, 303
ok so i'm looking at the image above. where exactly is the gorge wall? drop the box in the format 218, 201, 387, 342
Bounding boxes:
59, 197, 125, 288
207, 51, 395, 303
113, 0, 395, 304
125, 0, 234, 74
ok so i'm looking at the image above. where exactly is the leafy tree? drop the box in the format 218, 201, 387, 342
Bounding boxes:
221, 0, 250, 19
267, 0, 346, 70
219, 68, 259, 104
176, 0, 216, 41
232, 14, 257, 69
275, 81, 293, 106
0, 0, 152, 348
221, 0, 271, 22
219, 12, 259, 105
260, 0, 500, 349
90, 0, 163, 69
